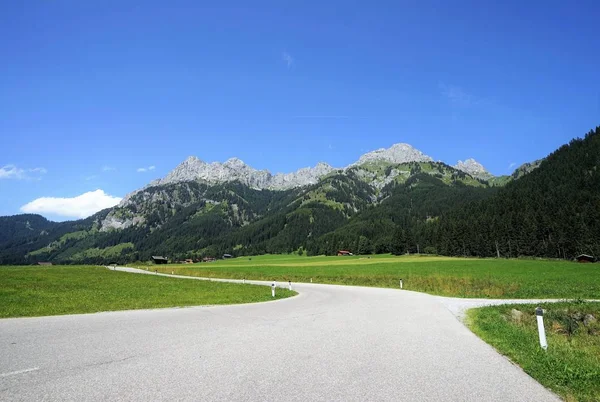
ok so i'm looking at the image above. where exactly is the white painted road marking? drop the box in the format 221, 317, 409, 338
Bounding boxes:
0, 367, 39, 378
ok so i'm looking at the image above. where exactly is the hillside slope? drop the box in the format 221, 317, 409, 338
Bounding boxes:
3, 125, 593, 265
0, 161, 491, 264
428, 126, 600, 258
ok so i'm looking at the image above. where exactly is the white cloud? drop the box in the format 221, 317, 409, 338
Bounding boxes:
0, 165, 25, 179
20, 189, 122, 219
508, 162, 517, 169
439, 83, 480, 107
29, 167, 48, 174
282, 52, 294, 68
0, 164, 47, 180
102, 166, 116, 172
137, 165, 155, 173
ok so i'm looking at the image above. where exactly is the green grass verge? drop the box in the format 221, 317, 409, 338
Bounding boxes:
142, 254, 600, 299
0, 265, 296, 318
467, 302, 600, 402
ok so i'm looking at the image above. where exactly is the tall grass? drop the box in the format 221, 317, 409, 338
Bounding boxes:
468, 302, 600, 402
0, 265, 296, 318
145, 254, 600, 299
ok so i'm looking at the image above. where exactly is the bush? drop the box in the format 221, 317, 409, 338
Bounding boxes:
423, 246, 437, 255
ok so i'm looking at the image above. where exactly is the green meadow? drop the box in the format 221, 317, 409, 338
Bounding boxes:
0, 265, 296, 318
468, 301, 600, 402
146, 254, 600, 299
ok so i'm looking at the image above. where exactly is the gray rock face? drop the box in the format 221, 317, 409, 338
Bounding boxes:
149, 156, 335, 191
454, 158, 493, 180
270, 162, 336, 189
512, 159, 543, 179
147, 143, 435, 193
100, 214, 145, 232
354, 143, 433, 165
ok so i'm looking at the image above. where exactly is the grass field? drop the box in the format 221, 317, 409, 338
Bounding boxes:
0, 265, 296, 318
467, 301, 600, 402
143, 254, 600, 299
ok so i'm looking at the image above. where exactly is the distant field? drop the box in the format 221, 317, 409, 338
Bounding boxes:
0, 265, 296, 318
143, 254, 600, 299
468, 301, 600, 402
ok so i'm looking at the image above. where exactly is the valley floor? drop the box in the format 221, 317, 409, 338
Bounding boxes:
0, 265, 295, 318
142, 254, 600, 299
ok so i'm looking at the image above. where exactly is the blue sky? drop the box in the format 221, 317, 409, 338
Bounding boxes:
1, 1, 599, 220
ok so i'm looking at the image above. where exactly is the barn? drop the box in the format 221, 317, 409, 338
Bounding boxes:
575, 254, 595, 263
152, 256, 169, 264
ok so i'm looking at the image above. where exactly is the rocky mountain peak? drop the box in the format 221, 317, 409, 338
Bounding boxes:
223, 157, 248, 169
355, 143, 434, 165
454, 159, 492, 179
315, 161, 333, 169
124, 143, 498, 202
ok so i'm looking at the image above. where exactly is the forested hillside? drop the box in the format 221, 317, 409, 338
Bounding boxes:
429, 126, 600, 258
1, 126, 598, 264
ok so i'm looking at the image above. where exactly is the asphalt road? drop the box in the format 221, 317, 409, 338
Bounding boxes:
0, 269, 559, 401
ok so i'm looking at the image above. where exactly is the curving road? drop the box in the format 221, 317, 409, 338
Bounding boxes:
0, 268, 559, 401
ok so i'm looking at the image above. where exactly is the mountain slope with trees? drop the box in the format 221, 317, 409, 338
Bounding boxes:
429, 126, 600, 258
1, 127, 597, 264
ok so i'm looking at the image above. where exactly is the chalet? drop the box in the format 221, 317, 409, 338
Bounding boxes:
152, 256, 168, 264
37, 262, 53, 266
203, 257, 216, 263
575, 254, 595, 263
337, 250, 353, 256
222, 254, 233, 259
184, 259, 194, 264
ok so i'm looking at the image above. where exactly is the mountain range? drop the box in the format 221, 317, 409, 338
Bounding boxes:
2, 126, 599, 265
130, 143, 489, 192
106, 143, 497, 230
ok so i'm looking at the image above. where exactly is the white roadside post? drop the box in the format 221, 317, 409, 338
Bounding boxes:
310, 278, 313, 283
400, 279, 403, 289
536, 307, 548, 350
271, 283, 276, 298
288, 281, 292, 291
243, 278, 246, 284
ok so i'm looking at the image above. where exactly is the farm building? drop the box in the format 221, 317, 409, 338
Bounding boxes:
575, 254, 595, 263
37, 262, 53, 266
337, 250, 353, 256
152, 256, 168, 264
222, 254, 233, 259
203, 257, 216, 263
184, 259, 194, 264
